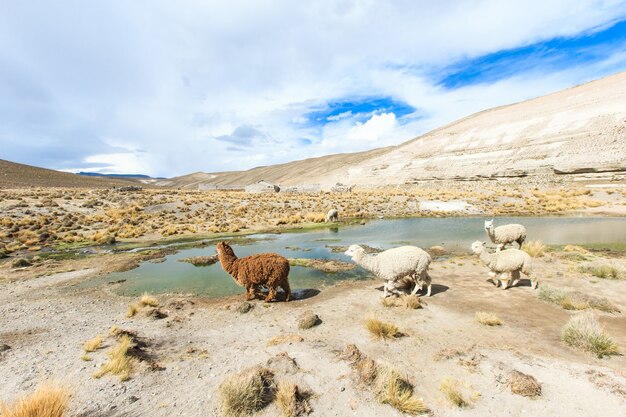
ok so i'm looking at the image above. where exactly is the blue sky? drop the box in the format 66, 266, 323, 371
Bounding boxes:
1, 1, 626, 177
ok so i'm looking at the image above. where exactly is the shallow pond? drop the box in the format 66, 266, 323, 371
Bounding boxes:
89, 216, 626, 297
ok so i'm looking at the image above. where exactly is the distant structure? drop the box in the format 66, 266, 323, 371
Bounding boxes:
245, 180, 280, 193
198, 183, 243, 191
112, 185, 143, 192
282, 184, 321, 194
330, 182, 352, 193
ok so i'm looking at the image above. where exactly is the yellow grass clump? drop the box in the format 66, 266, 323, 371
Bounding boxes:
561, 313, 619, 358
439, 378, 471, 407
83, 335, 104, 352
126, 304, 139, 318
508, 370, 542, 398
93, 334, 136, 381
139, 292, 158, 307
522, 240, 546, 257
373, 366, 428, 415
342, 345, 428, 415
267, 334, 304, 347
1, 383, 70, 417
475, 312, 502, 326
218, 367, 275, 417
364, 318, 402, 340
275, 381, 313, 417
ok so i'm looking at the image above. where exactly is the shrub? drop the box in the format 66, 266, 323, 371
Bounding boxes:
561, 313, 619, 358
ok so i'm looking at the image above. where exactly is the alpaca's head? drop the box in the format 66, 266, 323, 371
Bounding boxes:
471, 240, 486, 255
484, 219, 494, 230
344, 244, 364, 258
216, 241, 234, 257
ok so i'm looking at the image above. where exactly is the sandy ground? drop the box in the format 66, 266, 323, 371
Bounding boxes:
1, 248, 625, 417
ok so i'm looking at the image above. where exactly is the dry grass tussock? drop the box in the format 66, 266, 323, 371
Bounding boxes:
381, 294, 423, 309
539, 285, 620, 313
508, 370, 542, 398
275, 381, 313, 417
139, 292, 158, 307
439, 378, 478, 407
83, 334, 104, 352
267, 334, 304, 347
0, 383, 70, 417
218, 367, 275, 417
522, 240, 546, 257
126, 304, 139, 318
342, 344, 428, 415
364, 318, 403, 340
475, 312, 502, 326
93, 334, 136, 381
578, 263, 623, 280
561, 313, 619, 358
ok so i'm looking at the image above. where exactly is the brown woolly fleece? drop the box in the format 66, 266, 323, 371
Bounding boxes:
216, 242, 292, 302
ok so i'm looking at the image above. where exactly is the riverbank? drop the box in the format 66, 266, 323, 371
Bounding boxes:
1, 243, 625, 416
1, 183, 624, 260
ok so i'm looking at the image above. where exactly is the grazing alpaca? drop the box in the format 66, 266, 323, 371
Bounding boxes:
325, 209, 339, 223
484, 219, 527, 252
216, 242, 292, 302
471, 241, 538, 290
344, 245, 432, 297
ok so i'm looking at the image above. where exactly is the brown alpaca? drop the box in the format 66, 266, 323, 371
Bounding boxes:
216, 242, 292, 302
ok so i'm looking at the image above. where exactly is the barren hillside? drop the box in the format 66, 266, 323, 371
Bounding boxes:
0, 159, 144, 189
167, 70, 626, 188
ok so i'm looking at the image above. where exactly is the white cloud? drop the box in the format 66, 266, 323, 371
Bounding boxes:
0, 0, 625, 176
347, 113, 398, 143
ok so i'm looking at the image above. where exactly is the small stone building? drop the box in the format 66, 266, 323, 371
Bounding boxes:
245, 180, 280, 193
330, 182, 352, 193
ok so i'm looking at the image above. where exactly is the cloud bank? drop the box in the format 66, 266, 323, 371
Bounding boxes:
1, 0, 626, 177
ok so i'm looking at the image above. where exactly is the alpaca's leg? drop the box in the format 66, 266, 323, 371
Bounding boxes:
511, 270, 521, 287
264, 286, 277, 302
282, 279, 292, 302
500, 272, 509, 290
529, 274, 539, 289
383, 280, 392, 297
410, 277, 420, 296
245, 286, 255, 301
488, 271, 498, 286
425, 283, 432, 297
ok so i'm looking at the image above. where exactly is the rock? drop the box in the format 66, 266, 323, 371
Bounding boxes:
266, 352, 299, 374
298, 312, 321, 329
0, 344, 11, 352
12, 258, 32, 268
236, 302, 254, 314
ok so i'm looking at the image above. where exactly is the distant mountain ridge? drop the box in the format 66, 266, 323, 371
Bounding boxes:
77, 172, 166, 180
0, 160, 149, 189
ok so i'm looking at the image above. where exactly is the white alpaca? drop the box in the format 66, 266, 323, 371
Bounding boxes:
325, 209, 339, 223
484, 219, 527, 252
471, 241, 538, 290
344, 245, 432, 297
